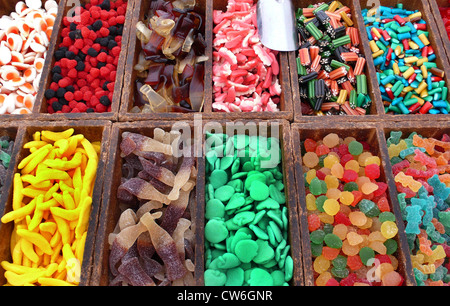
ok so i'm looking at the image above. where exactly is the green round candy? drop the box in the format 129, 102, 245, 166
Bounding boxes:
359, 246, 375, 265
348, 141, 364, 156
205, 199, 225, 220
213, 253, 241, 269
250, 180, 269, 201
235, 239, 259, 263
233, 211, 256, 226
225, 193, 246, 211
248, 268, 274, 286
214, 185, 235, 202
269, 184, 286, 204
324, 233, 343, 249
253, 239, 275, 264
204, 269, 227, 286
226, 267, 244, 286
205, 219, 229, 243
271, 270, 285, 286
220, 156, 234, 170
209, 169, 228, 189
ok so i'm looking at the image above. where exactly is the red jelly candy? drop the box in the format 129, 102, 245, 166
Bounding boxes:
316, 144, 330, 156
308, 214, 321, 232
342, 170, 358, 183
365, 163, 380, 179
326, 278, 340, 286
304, 139, 317, 153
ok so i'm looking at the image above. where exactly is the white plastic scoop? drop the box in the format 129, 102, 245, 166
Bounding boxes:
256, 0, 299, 51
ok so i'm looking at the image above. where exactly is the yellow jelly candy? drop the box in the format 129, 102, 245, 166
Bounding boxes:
361, 182, 379, 195
306, 169, 317, 184
333, 224, 348, 240
349, 211, 367, 227
345, 160, 360, 173
306, 193, 317, 211
303, 152, 319, 168
380, 221, 398, 239
324, 175, 339, 189
326, 188, 341, 200
331, 163, 344, 179
365, 156, 381, 166
339, 191, 354, 206
313, 255, 330, 274
323, 199, 340, 216
324, 155, 340, 169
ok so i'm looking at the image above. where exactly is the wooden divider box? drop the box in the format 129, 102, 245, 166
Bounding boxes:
291, 122, 416, 286
0, 120, 111, 286
32, 0, 135, 121
119, 0, 294, 122
0, 0, 64, 121
354, 0, 450, 122
92, 119, 304, 286
289, 0, 382, 122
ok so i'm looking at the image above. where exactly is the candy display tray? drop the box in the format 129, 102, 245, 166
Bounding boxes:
90, 119, 304, 286
289, 0, 450, 123
0, 120, 112, 286
291, 121, 417, 286
428, 0, 450, 65
32, 0, 135, 121
118, 0, 294, 122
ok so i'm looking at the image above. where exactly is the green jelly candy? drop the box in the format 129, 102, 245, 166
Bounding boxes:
205, 199, 225, 220
348, 141, 364, 156
235, 239, 259, 263
315, 195, 327, 213
248, 268, 274, 286
359, 247, 375, 266
214, 185, 235, 202
205, 219, 229, 243
324, 233, 343, 249
359, 199, 380, 217
332, 255, 347, 269
204, 269, 227, 286
384, 239, 398, 255
309, 177, 323, 196
331, 267, 349, 279
226, 267, 244, 286
311, 242, 323, 257
253, 239, 275, 264
233, 211, 256, 226
379, 212, 396, 223
343, 182, 359, 192
209, 169, 228, 189
310, 230, 326, 244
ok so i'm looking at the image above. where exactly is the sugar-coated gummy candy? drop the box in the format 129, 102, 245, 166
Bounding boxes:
388, 130, 450, 286
303, 132, 403, 286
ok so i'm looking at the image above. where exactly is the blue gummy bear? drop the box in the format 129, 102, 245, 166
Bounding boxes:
405, 205, 422, 235
428, 175, 450, 201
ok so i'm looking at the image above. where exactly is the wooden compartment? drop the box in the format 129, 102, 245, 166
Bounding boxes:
198, 119, 303, 285
0, 120, 112, 286
288, 0, 383, 123
92, 119, 304, 286
428, 0, 450, 64
0, 0, 65, 121
291, 122, 415, 286
354, 0, 450, 122
207, 0, 294, 122
32, 0, 135, 121
91, 120, 205, 285
118, 0, 211, 122
119, 0, 294, 122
